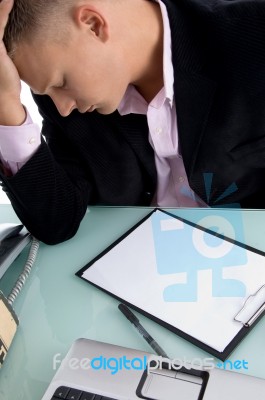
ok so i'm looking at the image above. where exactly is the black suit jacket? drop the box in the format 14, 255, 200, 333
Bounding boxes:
1, 0, 265, 244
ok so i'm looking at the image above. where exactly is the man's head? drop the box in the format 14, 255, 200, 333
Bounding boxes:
4, 0, 163, 116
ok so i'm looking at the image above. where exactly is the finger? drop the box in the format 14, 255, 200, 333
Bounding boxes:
0, 0, 14, 38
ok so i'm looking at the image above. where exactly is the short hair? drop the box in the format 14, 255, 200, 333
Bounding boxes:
3, 0, 73, 55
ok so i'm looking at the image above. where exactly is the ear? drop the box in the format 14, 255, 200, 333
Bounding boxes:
73, 6, 109, 42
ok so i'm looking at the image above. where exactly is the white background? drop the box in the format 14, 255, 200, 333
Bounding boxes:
0, 82, 43, 204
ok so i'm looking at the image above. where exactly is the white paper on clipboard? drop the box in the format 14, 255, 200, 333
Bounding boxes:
81, 210, 265, 353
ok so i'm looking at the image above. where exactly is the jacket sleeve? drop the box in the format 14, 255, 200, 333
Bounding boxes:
0, 96, 94, 245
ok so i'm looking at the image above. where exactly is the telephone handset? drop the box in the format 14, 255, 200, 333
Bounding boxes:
0, 223, 31, 280
0, 223, 39, 368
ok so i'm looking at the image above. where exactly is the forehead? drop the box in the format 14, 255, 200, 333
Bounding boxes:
13, 39, 67, 93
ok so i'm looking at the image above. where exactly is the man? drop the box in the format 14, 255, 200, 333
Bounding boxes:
0, 0, 265, 244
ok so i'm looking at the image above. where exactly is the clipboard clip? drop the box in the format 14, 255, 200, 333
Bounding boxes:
234, 284, 265, 327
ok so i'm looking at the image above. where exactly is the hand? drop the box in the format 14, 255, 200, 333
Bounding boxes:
0, 0, 26, 125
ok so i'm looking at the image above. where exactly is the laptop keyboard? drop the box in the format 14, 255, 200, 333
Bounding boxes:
51, 386, 117, 400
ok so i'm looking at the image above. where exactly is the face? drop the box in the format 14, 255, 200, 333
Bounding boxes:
13, 11, 131, 116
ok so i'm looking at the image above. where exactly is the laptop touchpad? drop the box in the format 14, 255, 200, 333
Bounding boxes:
141, 369, 203, 400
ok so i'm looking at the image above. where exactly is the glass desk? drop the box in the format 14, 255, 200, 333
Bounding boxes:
0, 205, 264, 400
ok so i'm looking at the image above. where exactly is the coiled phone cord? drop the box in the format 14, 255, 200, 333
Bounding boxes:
7, 237, 40, 307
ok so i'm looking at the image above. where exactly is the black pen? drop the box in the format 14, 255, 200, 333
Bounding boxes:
118, 303, 169, 358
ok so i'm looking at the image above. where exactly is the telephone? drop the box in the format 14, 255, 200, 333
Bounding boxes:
0, 224, 39, 368
0, 223, 31, 280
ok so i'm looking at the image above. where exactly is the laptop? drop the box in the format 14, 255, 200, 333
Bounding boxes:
41, 338, 265, 400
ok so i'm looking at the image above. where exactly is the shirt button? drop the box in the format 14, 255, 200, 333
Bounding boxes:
178, 176, 185, 183
28, 137, 36, 145
155, 127, 162, 135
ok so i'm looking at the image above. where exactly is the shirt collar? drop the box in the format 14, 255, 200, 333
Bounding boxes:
159, 0, 174, 105
118, 0, 174, 115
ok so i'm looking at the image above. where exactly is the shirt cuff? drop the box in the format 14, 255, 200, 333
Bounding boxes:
0, 107, 41, 163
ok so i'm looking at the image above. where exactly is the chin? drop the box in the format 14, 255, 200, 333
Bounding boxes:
96, 104, 118, 115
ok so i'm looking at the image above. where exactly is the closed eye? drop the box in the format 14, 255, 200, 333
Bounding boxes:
31, 77, 68, 96
54, 77, 67, 90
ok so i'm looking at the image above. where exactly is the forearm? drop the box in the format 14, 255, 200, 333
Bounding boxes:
0, 98, 26, 126
0, 96, 92, 244
0, 140, 91, 245
0, 107, 41, 174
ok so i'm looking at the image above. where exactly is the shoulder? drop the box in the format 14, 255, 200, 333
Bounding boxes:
166, 0, 265, 15
166, 0, 265, 87
163, 0, 265, 28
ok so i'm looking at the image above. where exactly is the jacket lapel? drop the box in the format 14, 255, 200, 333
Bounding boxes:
174, 70, 216, 177
164, 0, 217, 179
112, 112, 157, 184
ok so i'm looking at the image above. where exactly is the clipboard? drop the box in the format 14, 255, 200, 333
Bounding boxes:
76, 209, 265, 360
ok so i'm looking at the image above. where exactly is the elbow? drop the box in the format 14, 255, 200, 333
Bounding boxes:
27, 221, 81, 246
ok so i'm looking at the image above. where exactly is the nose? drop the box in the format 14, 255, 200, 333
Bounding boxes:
49, 91, 76, 117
